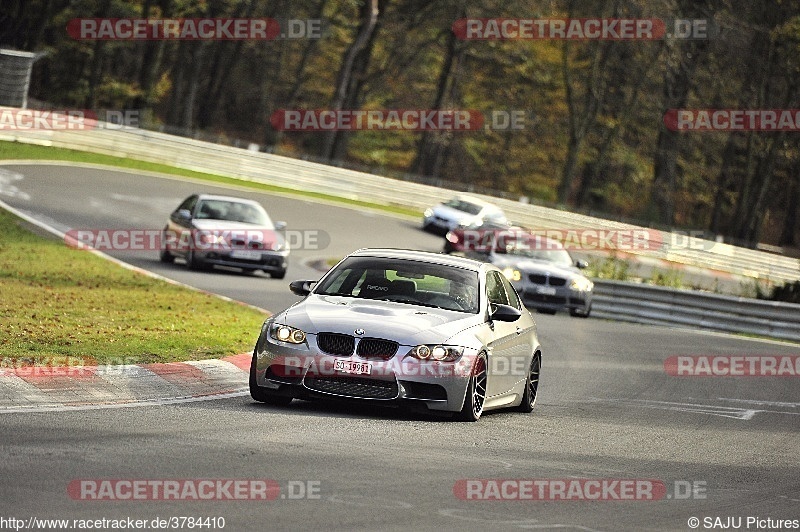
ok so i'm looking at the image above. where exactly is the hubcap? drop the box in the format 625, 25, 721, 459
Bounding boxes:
472, 356, 487, 417
528, 355, 540, 405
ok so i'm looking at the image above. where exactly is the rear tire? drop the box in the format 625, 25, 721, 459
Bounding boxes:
249, 349, 293, 406
271, 269, 287, 280
536, 308, 557, 315
455, 353, 487, 422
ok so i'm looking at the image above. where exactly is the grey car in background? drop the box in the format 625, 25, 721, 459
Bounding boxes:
249, 248, 542, 421
422, 195, 509, 235
459, 230, 594, 317
160, 194, 289, 278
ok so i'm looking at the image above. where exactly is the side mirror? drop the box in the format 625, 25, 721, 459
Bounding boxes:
575, 259, 589, 269
490, 303, 522, 322
274, 221, 287, 231
289, 280, 316, 296
173, 209, 192, 223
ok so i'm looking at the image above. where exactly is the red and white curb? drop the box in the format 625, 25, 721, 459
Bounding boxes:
0, 353, 252, 413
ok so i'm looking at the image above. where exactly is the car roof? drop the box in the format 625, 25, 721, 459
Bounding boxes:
349, 248, 490, 272
454, 194, 497, 205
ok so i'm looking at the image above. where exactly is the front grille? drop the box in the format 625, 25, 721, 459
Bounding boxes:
528, 273, 567, 286
317, 333, 355, 356
304, 376, 398, 399
356, 338, 399, 360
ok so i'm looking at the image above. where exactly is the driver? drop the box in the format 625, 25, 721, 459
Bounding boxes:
449, 280, 477, 312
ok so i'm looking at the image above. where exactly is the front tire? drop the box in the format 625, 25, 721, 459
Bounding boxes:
159, 229, 175, 263
516, 352, 541, 413
455, 353, 487, 422
187, 249, 207, 271
271, 269, 287, 280
249, 349, 293, 406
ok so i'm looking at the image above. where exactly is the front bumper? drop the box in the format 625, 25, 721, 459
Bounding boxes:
253, 333, 475, 412
195, 249, 288, 272
513, 282, 593, 313
422, 215, 459, 235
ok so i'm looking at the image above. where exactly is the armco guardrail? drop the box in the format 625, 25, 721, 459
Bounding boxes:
593, 280, 800, 342
0, 109, 798, 283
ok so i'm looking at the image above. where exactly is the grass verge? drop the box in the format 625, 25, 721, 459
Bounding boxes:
0, 208, 268, 364
0, 141, 420, 218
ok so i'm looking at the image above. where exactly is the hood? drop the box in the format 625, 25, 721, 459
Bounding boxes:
190, 220, 285, 247
279, 294, 482, 345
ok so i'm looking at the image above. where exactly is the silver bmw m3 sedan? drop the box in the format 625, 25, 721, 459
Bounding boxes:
249, 248, 542, 421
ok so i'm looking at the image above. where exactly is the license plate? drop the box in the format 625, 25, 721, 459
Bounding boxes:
536, 286, 557, 296
230, 250, 262, 260
333, 359, 372, 375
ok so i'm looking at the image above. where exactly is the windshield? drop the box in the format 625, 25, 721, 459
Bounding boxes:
315, 256, 480, 313
443, 199, 482, 216
505, 245, 574, 268
195, 200, 273, 226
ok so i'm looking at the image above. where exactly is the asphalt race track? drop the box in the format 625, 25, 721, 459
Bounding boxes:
1, 163, 799, 532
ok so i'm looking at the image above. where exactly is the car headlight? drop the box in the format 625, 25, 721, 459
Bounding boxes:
407, 345, 464, 362
569, 277, 594, 291
502, 267, 522, 282
270, 324, 307, 344
424, 208, 433, 218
